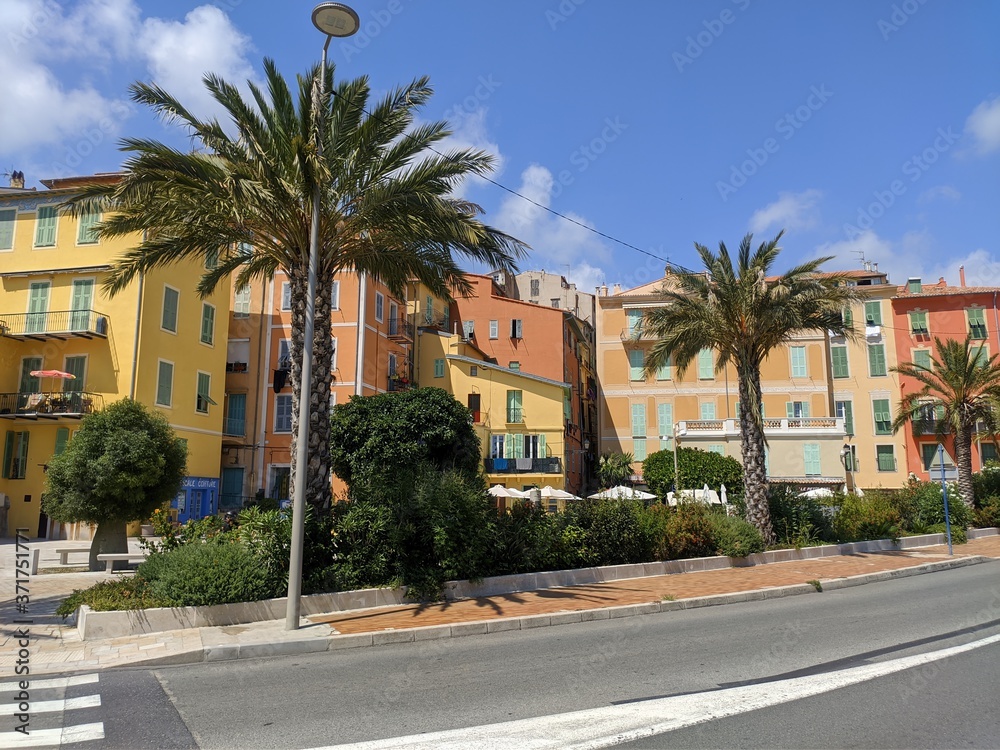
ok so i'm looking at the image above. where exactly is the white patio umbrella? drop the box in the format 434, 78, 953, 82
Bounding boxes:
720, 484, 728, 505
798, 488, 835, 499
539, 486, 576, 500
588, 485, 656, 500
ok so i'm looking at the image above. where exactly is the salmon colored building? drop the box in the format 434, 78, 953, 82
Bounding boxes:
890, 273, 1000, 481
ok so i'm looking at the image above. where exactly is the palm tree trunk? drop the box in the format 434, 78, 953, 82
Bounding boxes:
288, 265, 335, 511
954, 423, 975, 509
737, 367, 776, 545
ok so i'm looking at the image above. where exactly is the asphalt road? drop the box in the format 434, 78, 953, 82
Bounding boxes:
60, 560, 1000, 748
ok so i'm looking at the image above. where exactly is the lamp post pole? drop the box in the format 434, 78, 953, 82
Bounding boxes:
286, 2, 360, 631
938, 443, 953, 556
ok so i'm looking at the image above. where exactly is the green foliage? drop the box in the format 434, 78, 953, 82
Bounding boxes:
767, 484, 833, 547
662, 503, 717, 560
42, 399, 187, 524
708, 514, 766, 557
137, 543, 275, 607
893, 480, 973, 533
329, 388, 481, 493
489, 502, 566, 576
972, 461, 1000, 504
326, 500, 396, 591
597, 452, 635, 489
560, 498, 658, 565
974, 496, 1000, 528
56, 577, 166, 618
832, 493, 902, 543
642, 448, 743, 501
138, 511, 231, 554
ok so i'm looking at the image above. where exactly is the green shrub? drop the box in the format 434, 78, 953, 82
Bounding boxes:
833, 493, 902, 543
662, 503, 716, 559
972, 461, 1000, 502
974, 496, 1000, 528
138, 542, 275, 607
490, 502, 565, 576
767, 485, 833, 547
559, 498, 658, 566
709, 514, 765, 557
326, 499, 396, 591
642, 448, 743, 502
924, 522, 967, 544
57, 577, 167, 618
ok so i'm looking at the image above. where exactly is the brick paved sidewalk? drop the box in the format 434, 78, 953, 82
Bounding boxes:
2, 535, 997, 675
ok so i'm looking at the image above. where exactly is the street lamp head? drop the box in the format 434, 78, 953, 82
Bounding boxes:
312, 2, 360, 37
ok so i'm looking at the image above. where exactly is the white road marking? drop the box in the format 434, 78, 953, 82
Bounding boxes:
315, 632, 1000, 750
0, 674, 99, 694
0, 722, 104, 748
6, 694, 101, 715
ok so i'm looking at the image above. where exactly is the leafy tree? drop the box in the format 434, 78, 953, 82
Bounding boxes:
42, 400, 187, 571
67, 60, 525, 509
597, 452, 634, 489
642, 447, 743, 501
329, 387, 481, 493
641, 233, 863, 544
892, 336, 1000, 507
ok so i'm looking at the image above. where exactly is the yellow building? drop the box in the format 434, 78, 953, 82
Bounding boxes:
0, 173, 228, 537
416, 324, 573, 497
596, 276, 849, 488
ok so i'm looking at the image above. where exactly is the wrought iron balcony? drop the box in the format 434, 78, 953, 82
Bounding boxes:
387, 317, 414, 342
483, 457, 563, 474
0, 391, 104, 419
0, 310, 109, 340
387, 374, 413, 392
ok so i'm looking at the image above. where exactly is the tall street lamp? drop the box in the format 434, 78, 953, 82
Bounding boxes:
287, 2, 360, 631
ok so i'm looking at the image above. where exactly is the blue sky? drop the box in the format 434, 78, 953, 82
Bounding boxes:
3, 0, 998, 292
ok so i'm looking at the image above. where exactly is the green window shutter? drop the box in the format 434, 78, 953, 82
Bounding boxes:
64, 356, 86, 392
657, 403, 673, 442
503, 434, 513, 459
803, 443, 821, 475
513, 433, 524, 459
802, 402, 810, 418
868, 344, 886, 376
20, 357, 42, 393
26, 282, 50, 334
0, 209, 15, 250
968, 308, 987, 340
877, 445, 895, 472
201, 304, 215, 345
434, 358, 445, 378
698, 349, 713, 379
162, 287, 179, 332
922, 444, 938, 471
507, 390, 523, 422
909, 312, 927, 334
156, 361, 173, 406
626, 310, 642, 337
633, 438, 647, 461
873, 399, 891, 434
54, 427, 69, 455
838, 401, 854, 436
864, 300, 882, 326
656, 356, 671, 381
629, 350, 644, 381
537, 434, 546, 458
709, 445, 725, 456
913, 349, 931, 370
563, 390, 571, 420
631, 403, 646, 437
842, 306, 853, 327
2, 431, 12, 479
77, 210, 100, 244
196, 372, 211, 412
786, 401, 795, 419
791, 346, 807, 377
700, 402, 716, 420
831, 346, 849, 378
34, 205, 57, 246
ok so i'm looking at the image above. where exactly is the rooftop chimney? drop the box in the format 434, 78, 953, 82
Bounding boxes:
872, 262, 878, 273
9, 170, 24, 189
959, 265, 966, 287
612, 283, 621, 295
600, 285, 608, 297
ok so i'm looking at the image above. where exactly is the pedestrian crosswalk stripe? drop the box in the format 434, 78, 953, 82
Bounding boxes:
6, 694, 101, 715
0, 674, 99, 694
0, 722, 104, 748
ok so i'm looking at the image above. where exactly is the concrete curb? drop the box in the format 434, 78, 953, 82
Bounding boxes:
119, 553, 993, 671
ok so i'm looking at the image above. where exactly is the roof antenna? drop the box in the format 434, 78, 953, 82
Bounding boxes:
852, 249, 866, 270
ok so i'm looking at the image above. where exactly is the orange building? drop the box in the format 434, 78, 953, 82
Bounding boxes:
890, 274, 1000, 481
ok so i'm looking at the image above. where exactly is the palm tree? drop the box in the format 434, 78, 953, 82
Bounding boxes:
66, 60, 526, 509
891, 336, 1000, 508
598, 452, 635, 489
641, 233, 863, 544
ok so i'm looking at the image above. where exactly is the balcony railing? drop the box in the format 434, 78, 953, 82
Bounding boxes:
676, 417, 845, 437
0, 391, 104, 419
387, 317, 414, 342
222, 418, 246, 437
483, 457, 563, 474
226, 361, 249, 373
0, 310, 109, 340
387, 375, 413, 392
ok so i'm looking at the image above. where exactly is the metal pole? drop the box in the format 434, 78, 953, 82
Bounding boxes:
938, 443, 953, 556
286, 39, 330, 631
673, 423, 680, 495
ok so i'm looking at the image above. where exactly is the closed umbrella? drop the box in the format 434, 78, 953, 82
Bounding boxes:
720, 484, 728, 505
540, 485, 575, 499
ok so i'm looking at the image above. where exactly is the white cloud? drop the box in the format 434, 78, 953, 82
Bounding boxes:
438, 108, 505, 198
139, 6, 258, 122
749, 189, 823, 234
494, 164, 611, 291
917, 185, 961, 204
963, 95, 1000, 156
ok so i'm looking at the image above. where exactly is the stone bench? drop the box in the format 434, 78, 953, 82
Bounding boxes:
96, 553, 147, 572
56, 547, 91, 565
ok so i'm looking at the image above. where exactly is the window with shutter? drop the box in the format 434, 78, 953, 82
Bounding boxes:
657, 403, 673, 449
868, 344, 887, 376
54, 427, 69, 456
876, 445, 896, 472
831, 346, 849, 378
786, 401, 810, 418
281, 283, 291, 310
234, 286, 251, 318
910, 311, 928, 334
633, 438, 647, 461
162, 286, 179, 332
511, 319, 523, 338
64, 356, 86, 392
803, 443, 821, 475
375, 292, 384, 323
629, 350, 644, 381
506, 390, 523, 423
200, 303, 215, 345
626, 310, 642, 337
331, 281, 340, 310
864, 300, 882, 326
873, 398, 892, 434
709, 445, 725, 456
433, 359, 445, 378
836, 401, 854, 436
196, 372, 212, 413
34, 205, 57, 246
489, 320, 498, 339
913, 349, 931, 370
156, 361, 173, 406
77, 210, 100, 244
274, 394, 293, 432
968, 308, 987, 340
790, 346, 807, 377
700, 402, 716, 420
698, 349, 714, 379
631, 403, 646, 437
26, 282, 50, 333
656, 356, 672, 381
0, 209, 15, 250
